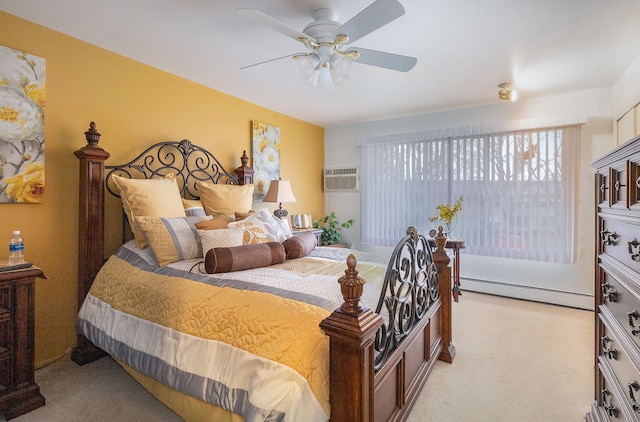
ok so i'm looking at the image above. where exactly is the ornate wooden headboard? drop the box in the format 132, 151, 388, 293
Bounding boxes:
104, 138, 254, 199
101, 136, 254, 242
72, 121, 254, 364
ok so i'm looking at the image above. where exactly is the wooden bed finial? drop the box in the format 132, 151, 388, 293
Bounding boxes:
435, 225, 447, 252
338, 254, 366, 314
84, 121, 101, 147
235, 150, 254, 186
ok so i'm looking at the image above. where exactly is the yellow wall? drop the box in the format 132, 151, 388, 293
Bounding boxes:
0, 11, 324, 366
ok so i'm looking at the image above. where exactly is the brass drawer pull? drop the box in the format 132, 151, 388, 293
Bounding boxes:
602, 281, 617, 303
601, 336, 617, 360
637, 175, 640, 189
629, 239, 640, 261
629, 310, 640, 337
600, 183, 607, 193
602, 388, 618, 417
629, 381, 640, 413
601, 230, 618, 246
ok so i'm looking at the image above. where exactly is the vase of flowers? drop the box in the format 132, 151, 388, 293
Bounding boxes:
429, 196, 463, 237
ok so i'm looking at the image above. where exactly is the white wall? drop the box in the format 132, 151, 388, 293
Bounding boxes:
324, 87, 616, 309
613, 55, 640, 119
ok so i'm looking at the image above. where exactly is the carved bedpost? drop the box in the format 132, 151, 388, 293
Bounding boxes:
432, 226, 456, 363
319, 255, 383, 422
234, 150, 254, 185
71, 122, 109, 365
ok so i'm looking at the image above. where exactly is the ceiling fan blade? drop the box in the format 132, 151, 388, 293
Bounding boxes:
348, 47, 417, 72
236, 8, 311, 42
333, 0, 405, 45
240, 53, 298, 70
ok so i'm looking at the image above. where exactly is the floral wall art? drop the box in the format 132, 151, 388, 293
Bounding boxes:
0, 45, 45, 203
251, 120, 280, 201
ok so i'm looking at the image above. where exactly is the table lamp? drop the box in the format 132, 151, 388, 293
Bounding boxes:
263, 179, 297, 218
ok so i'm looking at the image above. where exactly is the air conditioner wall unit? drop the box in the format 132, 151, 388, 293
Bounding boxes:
323, 167, 359, 192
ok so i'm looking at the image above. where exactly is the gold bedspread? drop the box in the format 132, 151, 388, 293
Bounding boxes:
82, 249, 388, 419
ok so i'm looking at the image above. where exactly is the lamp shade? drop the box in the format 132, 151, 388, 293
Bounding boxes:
263, 180, 297, 203
263, 180, 297, 218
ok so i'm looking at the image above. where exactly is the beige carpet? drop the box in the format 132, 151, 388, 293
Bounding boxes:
2, 292, 593, 422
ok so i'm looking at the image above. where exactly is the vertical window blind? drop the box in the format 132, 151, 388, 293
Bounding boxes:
361, 125, 579, 263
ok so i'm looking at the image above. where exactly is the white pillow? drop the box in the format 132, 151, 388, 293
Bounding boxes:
228, 208, 288, 242
273, 214, 292, 239
198, 227, 245, 253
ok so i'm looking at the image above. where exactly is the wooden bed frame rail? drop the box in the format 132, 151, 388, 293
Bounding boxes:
72, 122, 455, 422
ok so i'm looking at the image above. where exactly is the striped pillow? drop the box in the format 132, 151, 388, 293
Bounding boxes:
182, 198, 206, 217
136, 215, 212, 266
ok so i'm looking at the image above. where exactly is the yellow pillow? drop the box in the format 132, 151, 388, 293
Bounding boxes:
197, 182, 254, 215
235, 210, 256, 221
194, 213, 235, 230
113, 174, 186, 248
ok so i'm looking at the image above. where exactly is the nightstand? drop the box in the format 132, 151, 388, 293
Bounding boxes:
292, 228, 323, 246
0, 265, 46, 420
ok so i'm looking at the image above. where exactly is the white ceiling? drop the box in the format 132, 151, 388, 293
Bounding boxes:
2, 0, 640, 127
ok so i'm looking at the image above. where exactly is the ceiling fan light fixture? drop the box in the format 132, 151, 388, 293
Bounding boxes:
297, 54, 320, 77
297, 49, 351, 90
329, 54, 351, 85
498, 82, 517, 101
238, 2, 418, 87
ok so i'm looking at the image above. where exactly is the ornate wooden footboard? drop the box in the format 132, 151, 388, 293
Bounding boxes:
321, 226, 454, 422
72, 122, 455, 422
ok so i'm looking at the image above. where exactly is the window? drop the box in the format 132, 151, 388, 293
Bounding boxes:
361, 125, 579, 263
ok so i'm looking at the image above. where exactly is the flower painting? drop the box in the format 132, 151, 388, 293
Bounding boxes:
0, 45, 45, 203
251, 121, 280, 201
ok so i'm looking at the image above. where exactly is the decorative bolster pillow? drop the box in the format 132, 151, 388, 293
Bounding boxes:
204, 242, 285, 273
282, 231, 317, 259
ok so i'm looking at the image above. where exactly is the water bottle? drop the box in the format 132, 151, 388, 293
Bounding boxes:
9, 230, 24, 265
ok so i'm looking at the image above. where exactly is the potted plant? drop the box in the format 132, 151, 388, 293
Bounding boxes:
313, 212, 354, 246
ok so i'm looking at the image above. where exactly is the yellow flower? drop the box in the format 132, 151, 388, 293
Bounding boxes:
429, 196, 463, 225
258, 137, 269, 153
4, 162, 45, 203
24, 83, 45, 108
0, 86, 44, 142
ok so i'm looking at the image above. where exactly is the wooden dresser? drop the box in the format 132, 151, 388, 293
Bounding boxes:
588, 134, 640, 421
0, 266, 46, 420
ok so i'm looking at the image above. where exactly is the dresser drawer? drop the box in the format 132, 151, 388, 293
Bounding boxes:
601, 218, 640, 272
598, 159, 640, 212
599, 357, 640, 421
600, 264, 640, 349
600, 312, 640, 420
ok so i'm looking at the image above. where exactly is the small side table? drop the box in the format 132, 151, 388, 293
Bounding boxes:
292, 228, 323, 246
0, 265, 46, 420
428, 238, 465, 302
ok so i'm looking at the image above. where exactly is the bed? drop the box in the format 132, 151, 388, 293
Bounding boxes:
71, 122, 456, 422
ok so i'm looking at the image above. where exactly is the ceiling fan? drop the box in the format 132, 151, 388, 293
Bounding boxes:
236, 0, 417, 89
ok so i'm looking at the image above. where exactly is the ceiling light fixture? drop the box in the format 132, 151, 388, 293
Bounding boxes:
237, 4, 418, 91
294, 36, 358, 90
498, 82, 517, 101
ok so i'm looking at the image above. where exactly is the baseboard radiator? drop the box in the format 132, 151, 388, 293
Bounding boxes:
461, 277, 593, 310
